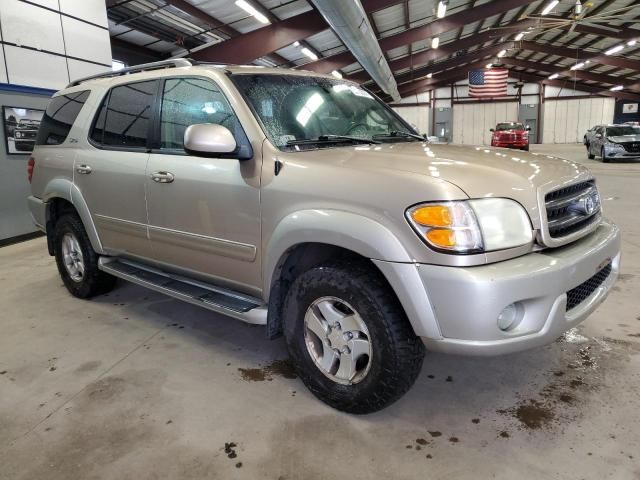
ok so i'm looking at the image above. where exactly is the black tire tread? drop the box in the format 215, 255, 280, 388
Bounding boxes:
283, 258, 425, 414
54, 213, 116, 298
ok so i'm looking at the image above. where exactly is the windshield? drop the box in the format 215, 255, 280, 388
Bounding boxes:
231, 74, 417, 151
606, 126, 640, 137
496, 123, 524, 131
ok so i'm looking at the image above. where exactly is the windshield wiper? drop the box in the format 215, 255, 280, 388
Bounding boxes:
287, 135, 381, 146
373, 131, 426, 142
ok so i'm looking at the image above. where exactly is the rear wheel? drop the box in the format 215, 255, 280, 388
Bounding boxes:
54, 214, 116, 298
587, 145, 595, 159
283, 259, 425, 414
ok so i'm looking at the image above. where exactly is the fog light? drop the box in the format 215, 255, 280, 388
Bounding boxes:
497, 303, 520, 331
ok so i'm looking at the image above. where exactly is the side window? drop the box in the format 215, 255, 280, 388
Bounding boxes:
35, 90, 90, 146
90, 80, 156, 148
159, 77, 246, 151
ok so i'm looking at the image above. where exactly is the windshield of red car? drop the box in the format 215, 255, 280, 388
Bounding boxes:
495, 123, 524, 131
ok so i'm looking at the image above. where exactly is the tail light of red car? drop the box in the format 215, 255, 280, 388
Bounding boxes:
27, 156, 35, 183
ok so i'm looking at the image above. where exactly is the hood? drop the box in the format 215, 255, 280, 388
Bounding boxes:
300, 142, 593, 229
608, 134, 640, 143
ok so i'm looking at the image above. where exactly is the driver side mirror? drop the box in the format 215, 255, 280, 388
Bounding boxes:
525, 126, 531, 131
184, 124, 237, 157
490, 128, 495, 132
595, 133, 602, 139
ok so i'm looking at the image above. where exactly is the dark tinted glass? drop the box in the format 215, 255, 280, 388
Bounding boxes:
606, 126, 640, 136
496, 123, 524, 131
35, 90, 90, 145
91, 81, 155, 148
159, 77, 243, 150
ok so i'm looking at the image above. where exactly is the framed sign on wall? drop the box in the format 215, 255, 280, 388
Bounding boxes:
3, 106, 45, 155
622, 103, 639, 114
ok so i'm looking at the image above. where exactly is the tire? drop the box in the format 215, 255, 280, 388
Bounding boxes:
53, 214, 116, 298
601, 148, 609, 163
282, 259, 425, 414
587, 147, 595, 160
522, 145, 530, 151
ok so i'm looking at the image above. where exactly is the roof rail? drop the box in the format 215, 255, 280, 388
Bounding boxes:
67, 59, 193, 88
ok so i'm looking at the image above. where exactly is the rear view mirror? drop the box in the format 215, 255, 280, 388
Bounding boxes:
184, 124, 237, 157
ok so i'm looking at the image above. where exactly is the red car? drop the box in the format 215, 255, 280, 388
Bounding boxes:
490, 122, 531, 151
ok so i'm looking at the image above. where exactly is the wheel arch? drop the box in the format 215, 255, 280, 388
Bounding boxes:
43, 179, 104, 255
263, 210, 417, 339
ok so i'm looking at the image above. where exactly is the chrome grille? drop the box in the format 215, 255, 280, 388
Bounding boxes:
622, 142, 640, 153
545, 181, 600, 239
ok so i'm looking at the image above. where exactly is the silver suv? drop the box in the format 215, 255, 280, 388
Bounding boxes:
28, 60, 620, 413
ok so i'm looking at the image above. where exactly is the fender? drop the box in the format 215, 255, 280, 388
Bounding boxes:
263, 209, 441, 338
42, 178, 105, 254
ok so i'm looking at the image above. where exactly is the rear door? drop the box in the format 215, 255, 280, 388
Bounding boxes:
74, 80, 157, 257
145, 76, 262, 293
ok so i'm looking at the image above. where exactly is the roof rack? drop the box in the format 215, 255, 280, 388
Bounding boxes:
67, 59, 194, 88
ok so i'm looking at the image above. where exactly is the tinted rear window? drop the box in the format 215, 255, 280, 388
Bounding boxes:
35, 90, 90, 146
90, 80, 156, 148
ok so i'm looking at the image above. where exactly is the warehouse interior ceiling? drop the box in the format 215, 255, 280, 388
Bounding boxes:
106, 0, 640, 102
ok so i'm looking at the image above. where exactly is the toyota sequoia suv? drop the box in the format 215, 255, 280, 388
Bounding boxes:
28, 60, 620, 413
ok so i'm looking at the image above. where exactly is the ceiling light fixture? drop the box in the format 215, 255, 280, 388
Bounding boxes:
548, 73, 559, 79
570, 62, 585, 70
610, 85, 623, 91
331, 70, 343, 79
627, 39, 637, 47
427, 73, 433, 78
292, 41, 300, 47
515, 32, 525, 41
431, 37, 440, 49
541, 0, 559, 15
301, 47, 318, 61
486, 63, 493, 69
436, 1, 448, 18
235, 0, 270, 24
497, 49, 507, 57
605, 45, 624, 55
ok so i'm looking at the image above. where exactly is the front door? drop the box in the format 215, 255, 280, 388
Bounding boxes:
75, 80, 157, 257
145, 76, 262, 294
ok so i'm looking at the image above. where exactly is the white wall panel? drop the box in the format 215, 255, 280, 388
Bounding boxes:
452, 102, 518, 145
23, 0, 59, 9
67, 59, 109, 84
0, 48, 7, 84
60, 0, 109, 27
62, 16, 112, 66
392, 106, 429, 134
4, 45, 69, 89
0, 0, 65, 54
542, 98, 616, 143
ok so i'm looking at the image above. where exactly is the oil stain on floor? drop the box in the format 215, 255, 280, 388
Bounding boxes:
237, 359, 297, 382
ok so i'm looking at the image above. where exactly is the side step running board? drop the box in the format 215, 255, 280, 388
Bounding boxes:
98, 258, 267, 325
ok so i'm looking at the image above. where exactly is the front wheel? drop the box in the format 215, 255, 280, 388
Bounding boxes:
283, 260, 425, 414
601, 147, 610, 163
54, 214, 116, 298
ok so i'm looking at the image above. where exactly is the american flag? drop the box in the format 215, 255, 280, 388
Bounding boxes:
468, 68, 508, 98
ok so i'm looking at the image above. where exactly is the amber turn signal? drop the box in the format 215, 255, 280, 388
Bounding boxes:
426, 228, 456, 248
411, 205, 452, 227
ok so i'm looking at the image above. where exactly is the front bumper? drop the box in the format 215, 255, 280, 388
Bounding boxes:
492, 141, 528, 148
375, 220, 620, 356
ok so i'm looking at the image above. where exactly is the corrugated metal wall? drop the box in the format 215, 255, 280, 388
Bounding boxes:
392, 105, 430, 135
452, 102, 519, 145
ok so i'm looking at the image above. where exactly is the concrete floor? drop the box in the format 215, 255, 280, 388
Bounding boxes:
1, 144, 639, 480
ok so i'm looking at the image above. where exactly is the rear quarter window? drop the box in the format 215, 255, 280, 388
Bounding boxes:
35, 90, 90, 146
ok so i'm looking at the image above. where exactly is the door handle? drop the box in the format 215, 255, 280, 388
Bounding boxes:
151, 171, 175, 183
76, 164, 92, 174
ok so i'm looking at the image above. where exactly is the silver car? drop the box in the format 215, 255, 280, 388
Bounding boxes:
587, 124, 640, 162
27, 60, 621, 413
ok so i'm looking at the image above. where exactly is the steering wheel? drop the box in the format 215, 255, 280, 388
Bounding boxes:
343, 123, 369, 136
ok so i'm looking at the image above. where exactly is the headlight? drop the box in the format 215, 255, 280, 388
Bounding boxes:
606, 142, 624, 151
406, 199, 533, 253
15, 131, 22, 138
